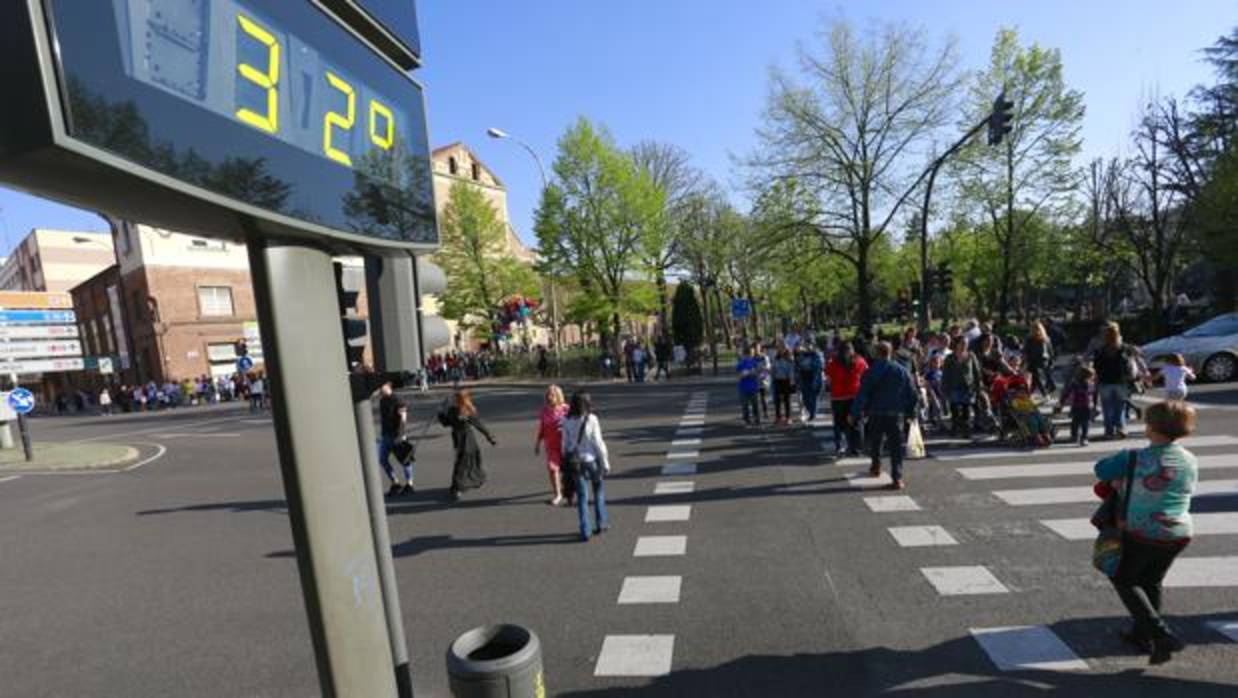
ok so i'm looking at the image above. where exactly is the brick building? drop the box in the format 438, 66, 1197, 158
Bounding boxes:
71, 223, 262, 386
0, 228, 114, 292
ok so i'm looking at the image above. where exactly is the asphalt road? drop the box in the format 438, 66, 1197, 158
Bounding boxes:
2, 379, 1237, 697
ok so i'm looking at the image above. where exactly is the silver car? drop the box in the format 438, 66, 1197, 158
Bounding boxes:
1141, 312, 1238, 383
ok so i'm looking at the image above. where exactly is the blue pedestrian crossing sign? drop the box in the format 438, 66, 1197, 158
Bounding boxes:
236, 356, 255, 374
7, 387, 36, 414
731, 298, 751, 320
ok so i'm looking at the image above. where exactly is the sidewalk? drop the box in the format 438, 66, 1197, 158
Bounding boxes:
0, 442, 137, 471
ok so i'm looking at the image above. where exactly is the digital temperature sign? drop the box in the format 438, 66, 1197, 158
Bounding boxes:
0, 0, 436, 249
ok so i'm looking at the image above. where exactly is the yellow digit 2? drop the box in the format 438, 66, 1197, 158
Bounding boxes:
369, 100, 395, 150
235, 14, 280, 134
323, 72, 356, 167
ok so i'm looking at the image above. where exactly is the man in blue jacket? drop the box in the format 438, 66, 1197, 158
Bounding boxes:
853, 341, 919, 490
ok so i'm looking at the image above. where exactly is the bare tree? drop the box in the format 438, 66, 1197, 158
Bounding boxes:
631, 141, 703, 341
749, 19, 960, 329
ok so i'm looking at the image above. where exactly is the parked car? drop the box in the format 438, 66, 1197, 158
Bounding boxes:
1141, 312, 1238, 383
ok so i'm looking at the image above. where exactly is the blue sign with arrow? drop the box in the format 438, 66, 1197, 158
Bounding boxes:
731, 298, 751, 320
7, 387, 36, 414
0, 309, 76, 324
236, 356, 255, 374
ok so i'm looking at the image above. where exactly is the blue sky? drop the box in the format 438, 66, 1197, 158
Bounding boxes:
0, 0, 1230, 253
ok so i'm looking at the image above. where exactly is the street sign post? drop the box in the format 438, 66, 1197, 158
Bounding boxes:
6, 387, 36, 461
731, 298, 752, 320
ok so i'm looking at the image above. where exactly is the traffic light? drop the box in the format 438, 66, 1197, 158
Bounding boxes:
334, 260, 368, 370
988, 91, 1014, 146
936, 264, 954, 294
363, 255, 450, 374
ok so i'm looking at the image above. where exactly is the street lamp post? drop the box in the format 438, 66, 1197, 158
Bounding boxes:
486, 127, 562, 371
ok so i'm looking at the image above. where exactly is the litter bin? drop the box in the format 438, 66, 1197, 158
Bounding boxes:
447, 624, 544, 698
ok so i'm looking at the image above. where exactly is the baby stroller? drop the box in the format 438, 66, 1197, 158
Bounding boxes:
998, 384, 1056, 448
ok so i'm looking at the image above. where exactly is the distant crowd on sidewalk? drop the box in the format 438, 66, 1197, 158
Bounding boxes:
57, 372, 272, 415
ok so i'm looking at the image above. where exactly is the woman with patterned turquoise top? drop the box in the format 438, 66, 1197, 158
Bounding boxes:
1093, 400, 1199, 666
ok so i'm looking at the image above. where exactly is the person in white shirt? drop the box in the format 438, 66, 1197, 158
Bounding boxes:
560, 392, 611, 541
1160, 354, 1196, 401
98, 387, 112, 415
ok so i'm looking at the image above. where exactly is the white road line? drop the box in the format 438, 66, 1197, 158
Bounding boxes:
834, 456, 872, 468
958, 454, 1238, 481
670, 438, 701, 447
970, 626, 1089, 672
666, 450, 699, 459
939, 435, 1238, 461
678, 420, 705, 428
634, 536, 687, 557
1209, 620, 1238, 642
70, 414, 249, 444
995, 479, 1238, 506
661, 463, 698, 476
888, 525, 957, 547
152, 432, 242, 438
123, 443, 168, 472
1042, 513, 1238, 540
1165, 556, 1238, 587
654, 481, 694, 495
594, 635, 675, 677
922, 566, 1010, 595
618, 576, 682, 604
645, 505, 691, 522
846, 472, 892, 488
864, 496, 921, 513
0, 475, 20, 485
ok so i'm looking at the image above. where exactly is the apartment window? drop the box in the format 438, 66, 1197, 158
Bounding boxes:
471, 162, 481, 181
197, 286, 234, 317
448, 156, 458, 175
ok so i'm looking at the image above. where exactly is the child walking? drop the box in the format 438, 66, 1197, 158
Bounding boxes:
1159, 354, 1196, 401
1060, 365, 1097, 446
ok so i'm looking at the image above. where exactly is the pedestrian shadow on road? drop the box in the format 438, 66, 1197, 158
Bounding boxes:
137, 499, 288, 516
264, 532, 580, 560
557, 612, 1238, 697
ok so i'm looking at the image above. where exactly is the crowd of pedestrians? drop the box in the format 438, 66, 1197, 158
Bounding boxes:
733, 318, 1194, 484
67, 372, 272, 415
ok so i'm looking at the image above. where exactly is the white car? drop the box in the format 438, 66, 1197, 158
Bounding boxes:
1141, 312, 1238, 383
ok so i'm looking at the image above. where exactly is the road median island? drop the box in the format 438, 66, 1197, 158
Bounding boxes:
0, 443, 139, 471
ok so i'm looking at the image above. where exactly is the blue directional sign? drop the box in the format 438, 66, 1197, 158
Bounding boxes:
236, 356, 255, 374
0, 310, 76, 324
731, 298, 752, 320
7, 387, 35, 415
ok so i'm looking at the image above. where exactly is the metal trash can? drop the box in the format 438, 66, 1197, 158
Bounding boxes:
447, 624, 544, 698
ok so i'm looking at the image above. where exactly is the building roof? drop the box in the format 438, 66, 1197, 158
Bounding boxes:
431, 142, 505, 189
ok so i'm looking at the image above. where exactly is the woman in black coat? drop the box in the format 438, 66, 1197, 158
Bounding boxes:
438, 389, 496, 501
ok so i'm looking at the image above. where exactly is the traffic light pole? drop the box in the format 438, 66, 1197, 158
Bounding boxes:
918, 117, 990, 332
248, 238, 398, 698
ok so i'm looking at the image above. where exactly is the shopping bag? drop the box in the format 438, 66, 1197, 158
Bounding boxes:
906, 419, 926, 460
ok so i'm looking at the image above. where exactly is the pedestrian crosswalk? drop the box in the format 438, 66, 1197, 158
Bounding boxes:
847, 425, 1238, 673
596, 390, 710, 680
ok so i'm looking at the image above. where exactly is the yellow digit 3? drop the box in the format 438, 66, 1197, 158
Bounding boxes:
323, 72, 356, 167
235, 14, 280, 133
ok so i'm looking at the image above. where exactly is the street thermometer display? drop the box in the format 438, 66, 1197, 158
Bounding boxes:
0, 0, 437, 249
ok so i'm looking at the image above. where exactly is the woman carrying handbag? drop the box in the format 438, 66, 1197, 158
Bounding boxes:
560, 392, 610, 542
1091, 401, 1199, 665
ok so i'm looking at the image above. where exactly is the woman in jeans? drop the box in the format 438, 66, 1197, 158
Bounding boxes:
1092, 322, 1134, 438
1093, 401, 1198, 664
561, 392, 611, 541
826, 341, 868, 455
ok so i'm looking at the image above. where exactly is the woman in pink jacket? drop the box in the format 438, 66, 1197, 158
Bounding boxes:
534, 384, 570, 505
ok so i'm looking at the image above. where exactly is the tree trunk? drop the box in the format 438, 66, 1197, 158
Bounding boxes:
656, 272, 671, 342
856, 241, 873, 332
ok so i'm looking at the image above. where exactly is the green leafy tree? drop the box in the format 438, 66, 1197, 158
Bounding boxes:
535, 118, 665, 351
952, 28, 1085, 323
435, 181, 540, 336
749, 19, 961, 330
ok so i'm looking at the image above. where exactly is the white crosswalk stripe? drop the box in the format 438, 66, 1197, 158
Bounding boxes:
594, 635, 674, 677
921, 566, 1009, 595
940, 434, 1238, 461
888, 525, 957, 547
1042, 512, 1238, 540
957, 454, 1238, 481
1165, 556, 1238, 587
970, 626, 1089, 672
993, 478, 1238, 506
